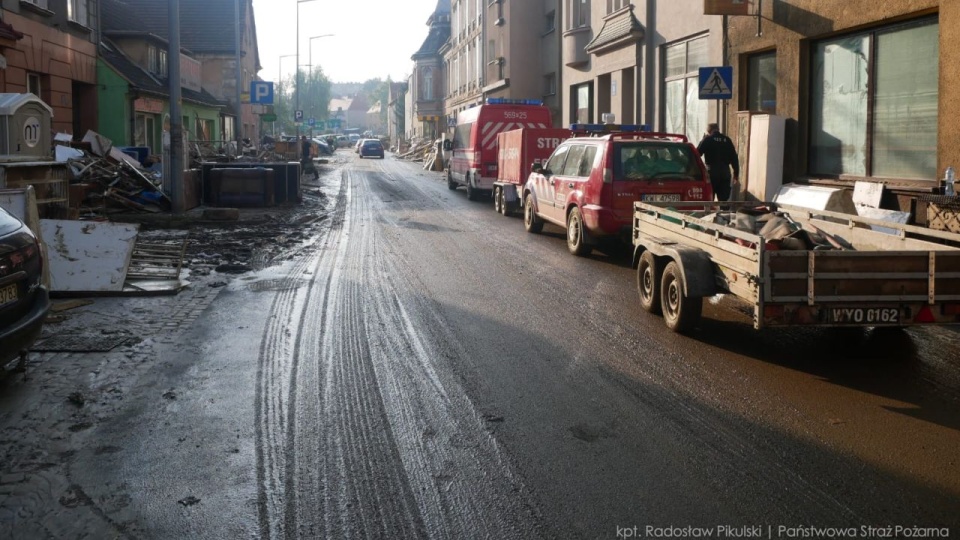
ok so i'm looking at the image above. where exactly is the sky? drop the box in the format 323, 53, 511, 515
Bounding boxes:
252, 0, 441, 85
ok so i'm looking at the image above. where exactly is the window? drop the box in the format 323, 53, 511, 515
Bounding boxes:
544, 73, 557, 96
27, 73, 41, 97
148, 45, 158, 74
423, 67, 434, 100
573, 82, 593, 123
545, 10, 556, 34
545, 144, 571, 173
663, 36, 708, 142
135, 114, 158, 153
809, 17, 938, 180
747, 51, 776, 114
606, 0, 628, 14
158, 50, 168, 78
68, 0, 88, 26
561, 145, 586, 176
22, 0, 48, 9
567, 0, 590, 30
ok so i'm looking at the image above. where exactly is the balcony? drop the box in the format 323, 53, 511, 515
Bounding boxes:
563, 26, 591, 67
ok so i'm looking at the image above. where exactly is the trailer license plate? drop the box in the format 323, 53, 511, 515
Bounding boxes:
642, 194, 681, 202
828, 307, 900, 325
0, 283, 17, 308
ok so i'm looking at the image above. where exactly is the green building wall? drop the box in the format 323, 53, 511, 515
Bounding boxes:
97, 59, 132, 147
97, 59, 223, 154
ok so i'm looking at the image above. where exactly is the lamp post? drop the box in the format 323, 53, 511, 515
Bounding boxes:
296, 0, 322, 138
308, 34, 334, 71
277, 54, 296, 136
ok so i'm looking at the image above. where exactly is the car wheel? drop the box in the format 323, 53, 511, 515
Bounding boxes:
637, 251, 662, 314
566, 207, 592, 257
493, 187, 503, 213
661, 261, 702, 333
524, 193, 543, 233
447, 169, 458, 190
466, 176, 479, 201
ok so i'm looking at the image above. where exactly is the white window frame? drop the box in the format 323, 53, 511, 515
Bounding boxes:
68, 0, 89, 26
22, 0, 49, 9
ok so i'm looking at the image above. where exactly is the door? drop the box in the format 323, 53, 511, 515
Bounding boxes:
535, 144, 572, 224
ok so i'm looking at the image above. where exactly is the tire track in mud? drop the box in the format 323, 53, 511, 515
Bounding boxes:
255, 171, 349, 540
257, 162, 544, 539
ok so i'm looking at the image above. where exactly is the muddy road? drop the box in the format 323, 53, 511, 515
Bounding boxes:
2, 152, 959, 538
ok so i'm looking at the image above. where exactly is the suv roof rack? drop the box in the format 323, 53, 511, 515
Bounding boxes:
569, 124, 688, 142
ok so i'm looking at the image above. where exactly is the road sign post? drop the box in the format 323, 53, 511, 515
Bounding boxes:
698, 66, 733, 100
250, 81, 274, 104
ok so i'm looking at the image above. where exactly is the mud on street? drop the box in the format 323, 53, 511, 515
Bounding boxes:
0, 154, 349, 538
1, 150, 959, 539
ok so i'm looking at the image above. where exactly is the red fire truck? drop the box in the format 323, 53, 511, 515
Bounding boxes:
447, 98, 553, 201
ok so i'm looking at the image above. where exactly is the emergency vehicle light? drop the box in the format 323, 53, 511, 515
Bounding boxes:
570, 123, 652, 133
486, 98, 544, 106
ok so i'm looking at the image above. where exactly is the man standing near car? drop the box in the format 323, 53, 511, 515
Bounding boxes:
697, 123, 740, 201
300, 135, 319, 180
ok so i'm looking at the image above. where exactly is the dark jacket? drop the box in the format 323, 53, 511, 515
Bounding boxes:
697, 132, 740, 178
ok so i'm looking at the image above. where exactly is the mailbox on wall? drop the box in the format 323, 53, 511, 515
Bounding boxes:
0, 93, 53, 158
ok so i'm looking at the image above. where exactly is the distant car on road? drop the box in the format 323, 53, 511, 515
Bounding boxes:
358, 139, 385, 159
0, 207, 49, 369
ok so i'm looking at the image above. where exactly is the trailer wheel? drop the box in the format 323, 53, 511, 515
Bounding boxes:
447, 169, 457, 190
637, 251, 662, 314
498, 189, 510, 216
661, 261, 702, 333
524, 193, 543, 233
494, 186, 503, 213
566, 207, 592, 257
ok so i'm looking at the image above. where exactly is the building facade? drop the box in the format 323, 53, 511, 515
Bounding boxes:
727, 0, 945, 208
483, 0, 563, 126
101, 0, 262, 145
412, 0, 450, 140
561, 1, 723, 141
97, 37, 222, 155
0, 0, 99, 137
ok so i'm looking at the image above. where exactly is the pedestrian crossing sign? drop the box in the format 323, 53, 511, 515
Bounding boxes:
698, 66, 733, 100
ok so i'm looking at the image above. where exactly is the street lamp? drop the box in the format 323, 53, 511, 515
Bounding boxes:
308, 34, 335, 71
296, 0, 322, 137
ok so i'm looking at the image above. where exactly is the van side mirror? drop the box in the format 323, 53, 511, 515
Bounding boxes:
532, 163, 543, 174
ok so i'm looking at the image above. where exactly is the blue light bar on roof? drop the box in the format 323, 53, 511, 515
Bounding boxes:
486, 98, 544, 106
570, 123, 652, 132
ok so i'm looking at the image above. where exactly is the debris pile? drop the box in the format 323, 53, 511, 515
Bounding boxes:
696, 206, 854, 251
58, 131, 170, 216
395, 137, 445, 172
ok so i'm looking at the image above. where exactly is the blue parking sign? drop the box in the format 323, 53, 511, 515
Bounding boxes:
250, 81, 274, 104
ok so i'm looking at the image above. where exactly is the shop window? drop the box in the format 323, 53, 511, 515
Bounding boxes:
663, 36, 708, 142
747, 51, 776, 114
809, 17, 938, 180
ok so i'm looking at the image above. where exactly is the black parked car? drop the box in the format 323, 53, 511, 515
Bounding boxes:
359, 139, 385, 159
0, 207, 49, 368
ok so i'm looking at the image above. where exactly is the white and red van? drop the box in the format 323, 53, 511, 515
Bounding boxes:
447, 98, 553, 201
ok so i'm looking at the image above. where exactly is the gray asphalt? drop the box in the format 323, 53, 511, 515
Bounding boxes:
12, 153, 959, 539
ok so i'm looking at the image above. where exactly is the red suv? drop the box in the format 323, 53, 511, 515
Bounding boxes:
523, 125, 713, 255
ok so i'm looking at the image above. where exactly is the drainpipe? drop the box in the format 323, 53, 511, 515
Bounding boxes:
129, 90, 138, 147
168, 0, 184, 213
644, 0, 655, 128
